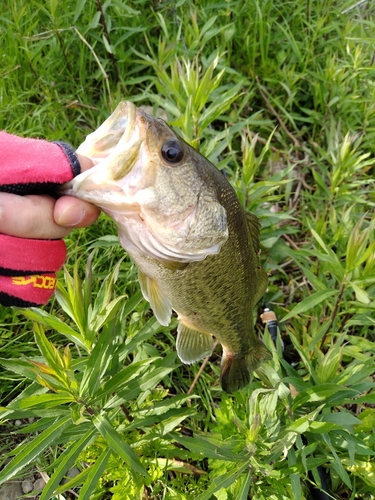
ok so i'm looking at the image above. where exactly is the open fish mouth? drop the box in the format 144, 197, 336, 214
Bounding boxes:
76, 101, 138, 159
59, 101, 142, 208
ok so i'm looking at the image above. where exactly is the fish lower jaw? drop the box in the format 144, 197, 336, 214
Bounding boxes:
68, 189, 133, 211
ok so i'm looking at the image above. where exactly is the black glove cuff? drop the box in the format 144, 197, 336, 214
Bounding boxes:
54, 141, 81, 177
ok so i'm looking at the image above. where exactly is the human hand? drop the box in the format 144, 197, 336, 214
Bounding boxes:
0, 134, 101, 307
0, 154, 100, 239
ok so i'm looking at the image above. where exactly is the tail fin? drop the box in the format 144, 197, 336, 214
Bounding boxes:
220, 341, 271, 393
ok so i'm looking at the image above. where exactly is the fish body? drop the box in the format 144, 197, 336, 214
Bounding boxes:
62, 101, 270, 392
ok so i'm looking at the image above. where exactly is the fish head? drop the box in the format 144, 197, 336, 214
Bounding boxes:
62, 101, 228, 263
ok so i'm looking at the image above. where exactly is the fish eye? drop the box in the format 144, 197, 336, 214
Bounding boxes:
161, 140, 184, 164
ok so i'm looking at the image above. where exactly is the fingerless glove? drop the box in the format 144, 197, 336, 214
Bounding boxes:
0, 132, 81, 307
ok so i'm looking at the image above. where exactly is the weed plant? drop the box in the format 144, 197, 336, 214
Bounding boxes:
1, 0, 375, 499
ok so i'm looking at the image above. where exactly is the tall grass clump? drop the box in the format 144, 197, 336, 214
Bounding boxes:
1, 0, 375, 498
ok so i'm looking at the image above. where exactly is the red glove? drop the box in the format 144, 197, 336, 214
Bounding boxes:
0, 132, 81, 307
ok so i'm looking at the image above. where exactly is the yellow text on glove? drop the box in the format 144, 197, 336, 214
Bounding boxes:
12, 275, 56, 289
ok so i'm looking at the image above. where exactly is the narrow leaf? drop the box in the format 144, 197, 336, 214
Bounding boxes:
237, 469, 252, 500
39, 428, 97, 500
77, 448, 112, 500
17, 394, 74, 409
0, 416, 71, 484
92, 414, 149, 477
281, 290, 338, 322
20, 308, 86, 350
195, 462, 249, 500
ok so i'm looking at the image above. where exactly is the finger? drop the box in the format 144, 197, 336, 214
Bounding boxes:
0, 193, 71, 239
76, 153, 96, 172
54, 196, 101, 227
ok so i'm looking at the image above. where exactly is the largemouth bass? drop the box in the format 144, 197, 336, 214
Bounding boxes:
62, 101, 271, 392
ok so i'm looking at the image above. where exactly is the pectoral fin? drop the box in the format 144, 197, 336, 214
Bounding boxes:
138, 270, 172, 326
176, 320, 214, 364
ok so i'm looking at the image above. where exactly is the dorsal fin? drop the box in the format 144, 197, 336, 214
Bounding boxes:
244, 211, 268, 304
244, 211, 261, 254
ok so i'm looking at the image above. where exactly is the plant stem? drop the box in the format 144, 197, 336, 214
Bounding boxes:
187, 341, 218, 394
256, 76, 301, 148
95, 0, 121, 83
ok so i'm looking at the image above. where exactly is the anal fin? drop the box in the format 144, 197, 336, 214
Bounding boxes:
138, 270, 172, 326
176, 320, 214, 364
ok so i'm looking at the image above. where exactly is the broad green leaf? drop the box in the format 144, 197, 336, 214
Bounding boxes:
124, 406, 197, 434
195, 462, 249, 500
90, 295, 127, 333
92, 413, 149, 477
330, 431, 375, 457
137, 409, 196, 439
33, 323, 64, 373
0, 415, 71, 484
135, 394, 196, 417
316, 343, 342, 383
12, 417, 56, 434
309, 421, 338, 433
351, 392, 375, 404
288, 333, 318, 383
122, 289, 143, 317
285, 406, 323, 434
121, 317, 162, 358
102, 34, 114, 55
0, 358, 41, 382
281, 289, 338, 322
306, 321, 331, 352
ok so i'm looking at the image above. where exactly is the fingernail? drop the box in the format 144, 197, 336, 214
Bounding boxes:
57, 204, 86, 227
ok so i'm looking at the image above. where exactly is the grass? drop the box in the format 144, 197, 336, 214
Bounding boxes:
1, 0, 375, 498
